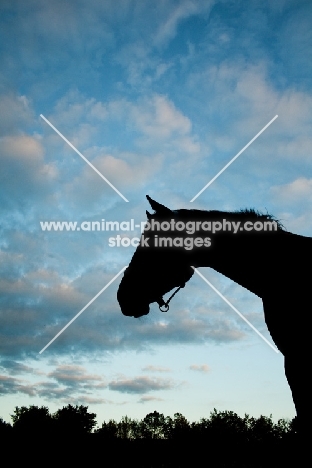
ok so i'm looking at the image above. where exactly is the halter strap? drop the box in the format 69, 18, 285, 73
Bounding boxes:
157, 283, 185, 312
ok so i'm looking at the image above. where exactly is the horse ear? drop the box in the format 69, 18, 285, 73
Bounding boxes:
146, 210, 152, 220
146, 195, 171, 214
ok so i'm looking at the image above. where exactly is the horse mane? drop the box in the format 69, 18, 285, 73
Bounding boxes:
235, 208, 285, 231
174, 208, 286, 231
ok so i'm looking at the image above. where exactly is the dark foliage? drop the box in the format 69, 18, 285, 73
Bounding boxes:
53, 403, 97, 435
2, 406, 300, 466
0, 416, 12, 436
11, 405, 53, 435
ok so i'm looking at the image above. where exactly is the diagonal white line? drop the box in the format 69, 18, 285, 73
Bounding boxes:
39, 266, 127, 354
192, 267, 279, 353
40, 114, 129, 202
190, 115, 278, 202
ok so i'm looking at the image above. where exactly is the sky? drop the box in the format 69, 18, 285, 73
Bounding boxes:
1, 0, 312, 427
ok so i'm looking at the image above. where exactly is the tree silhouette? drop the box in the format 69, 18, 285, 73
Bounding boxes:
0, 417, 12, 437
117, 415, 139, 440
95, 418, 118, 440
209, 409, 247, 436
3, 402, 296, 467
53, 404, 96, 436
141, 411, 167, 439
11, 405, 53, 435
247, 414, 276, 443
167, 413, 190, 440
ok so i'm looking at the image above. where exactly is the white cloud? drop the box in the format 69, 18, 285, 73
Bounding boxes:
0, 135, 58, 202
142, 365, 171, 373
0, 94, 33, 136
62, 151, 164, 208
132, 95, 191, 139
269, 178, 312, 234
127, 94, 200, 154
275, 212, 312, 235
138, 395, 164, 403
93, 152, 164, 188
47, 92, 200, 165
53, 91, 109, 127
189, 364, 210, 373
241, 66, 312, 144
154, 0, 212, 46
271, 178, 312, 204
1, 134, 44, 163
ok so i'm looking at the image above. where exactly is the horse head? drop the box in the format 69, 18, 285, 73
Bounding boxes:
117, 196, 194, 318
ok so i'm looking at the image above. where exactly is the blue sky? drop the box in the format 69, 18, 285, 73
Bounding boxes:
1, 0, 312, 426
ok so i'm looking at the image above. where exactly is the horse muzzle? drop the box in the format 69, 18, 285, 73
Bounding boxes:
119, 302, 150, 318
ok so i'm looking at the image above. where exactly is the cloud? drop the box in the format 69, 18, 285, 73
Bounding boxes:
154, 0, 212, 46
68, 396, 110, 405
52, 91, 109, 128
0, 134, 58, 209
0, 94, 33, 136
0, 264, 124, 358
133, 308, 245, 346
75, 152, 164, 192
38, 90, 200, 211
142, 365, 171, 373
271, 178, 312, 204
0, 360, 41, 376
0, 258, 249, 363
268, 177, 312, 235
186, 57, 312, 145
138, 395, 164, 404
0, 362, 108, 403
134, 94, 190, 137
0, 374, 36, 397
189, 364, 210, 373
40, 90, 205, 210
33, 382, 71, 400
48, 364, 104, 386
1, 1, 311, 404
108, 376, 174, 394
1, 134, 44, 162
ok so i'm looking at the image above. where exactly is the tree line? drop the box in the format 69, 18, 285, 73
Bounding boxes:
0, 406, 298, 466
0, 404, 296, 440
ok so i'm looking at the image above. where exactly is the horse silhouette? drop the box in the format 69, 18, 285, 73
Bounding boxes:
118, 195, 310, 436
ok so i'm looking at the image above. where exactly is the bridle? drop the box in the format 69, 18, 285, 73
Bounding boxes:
156, 283, 185, 312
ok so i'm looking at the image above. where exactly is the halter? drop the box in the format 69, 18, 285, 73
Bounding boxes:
156, 283, 185, 312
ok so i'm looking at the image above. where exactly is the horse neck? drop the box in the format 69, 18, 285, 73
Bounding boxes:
189, 230, 273, 298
